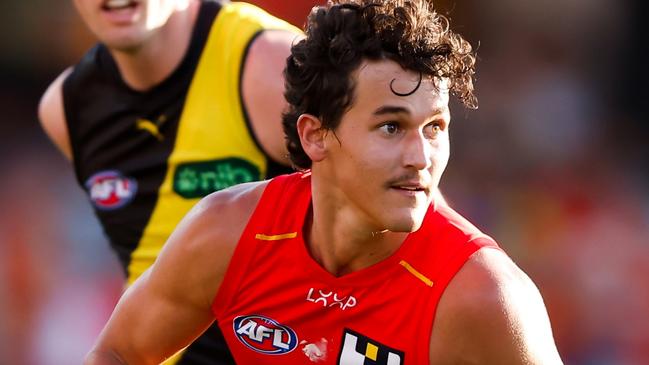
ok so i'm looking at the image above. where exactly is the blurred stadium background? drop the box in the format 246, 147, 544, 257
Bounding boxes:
0, 1, 647, 364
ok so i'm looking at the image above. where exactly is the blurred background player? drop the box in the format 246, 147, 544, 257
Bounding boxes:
84, 1, 562, 364
37, 0, 309, 363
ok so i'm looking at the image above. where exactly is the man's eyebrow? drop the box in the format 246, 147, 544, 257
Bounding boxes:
373, 105, 410, 115
373, 105, 445, 116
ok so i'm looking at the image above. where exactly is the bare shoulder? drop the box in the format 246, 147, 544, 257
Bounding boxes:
39, 68, 73, 160
250, 29, 304, 63
181, 179, 269, 243
430, 247, 563, 365
242, 29, 304, 164
243, 28, 302, 98
85, 181, 269, 364
86, 182, 269, 364
157, 179, 269, 265
151, 180, 269, 307
242, 29, 300, 100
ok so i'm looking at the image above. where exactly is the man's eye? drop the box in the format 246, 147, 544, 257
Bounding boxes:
380, 123, 399, 135
424, 122, 442, 138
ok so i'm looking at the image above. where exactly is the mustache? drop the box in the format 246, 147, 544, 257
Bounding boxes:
384, 173, 432, 189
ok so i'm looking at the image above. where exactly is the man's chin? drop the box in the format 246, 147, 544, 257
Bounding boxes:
386, 215, 426, 233
100, 31, 148, 53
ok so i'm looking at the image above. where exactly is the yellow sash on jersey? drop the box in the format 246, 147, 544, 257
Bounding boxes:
128, 2, 300, 283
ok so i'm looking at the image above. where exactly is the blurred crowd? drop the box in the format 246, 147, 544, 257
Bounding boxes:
0, 1, 647, 364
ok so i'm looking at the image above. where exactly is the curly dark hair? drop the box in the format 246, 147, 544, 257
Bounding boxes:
282, 0, 477, 169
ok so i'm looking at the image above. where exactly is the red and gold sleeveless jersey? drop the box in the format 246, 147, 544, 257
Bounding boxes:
212, 172, 499, 364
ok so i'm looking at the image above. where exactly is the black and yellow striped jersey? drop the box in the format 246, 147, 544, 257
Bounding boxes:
63, 0, 299, 286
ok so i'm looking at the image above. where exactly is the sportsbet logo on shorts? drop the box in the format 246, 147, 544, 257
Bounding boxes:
173, 158, 260, 198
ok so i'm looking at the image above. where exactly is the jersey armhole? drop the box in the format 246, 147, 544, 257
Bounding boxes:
421, 236, 501, 358
238, 30, 266, 161
61, 66, 85, 186
210, 175, 293, 318
238, 29, 298, 178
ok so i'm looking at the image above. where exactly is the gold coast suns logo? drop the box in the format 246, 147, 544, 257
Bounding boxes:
337, 329, 404, 365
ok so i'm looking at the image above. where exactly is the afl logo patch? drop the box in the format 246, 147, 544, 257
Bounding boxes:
85, 170, 138, 211
233, 315, 298, 355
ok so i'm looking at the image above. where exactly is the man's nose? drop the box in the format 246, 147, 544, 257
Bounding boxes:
402, 131, 432, 170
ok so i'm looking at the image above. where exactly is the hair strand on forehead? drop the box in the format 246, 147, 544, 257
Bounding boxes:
389, 72, 423, 97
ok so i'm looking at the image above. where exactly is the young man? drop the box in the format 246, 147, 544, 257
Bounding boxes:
38, 0, 302, 363
86, 1, 564, 364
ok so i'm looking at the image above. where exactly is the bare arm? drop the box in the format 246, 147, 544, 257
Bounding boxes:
39, 68, 73, 160
242, 29, 304, 165
430, 248, 563, 365
85, 181, 267, 365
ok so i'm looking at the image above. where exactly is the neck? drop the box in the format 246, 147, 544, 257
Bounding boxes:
306, 174, 408, 277
110, 0, 201, 91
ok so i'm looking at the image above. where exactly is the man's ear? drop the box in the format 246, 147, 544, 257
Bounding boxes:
297, 114, 327, 163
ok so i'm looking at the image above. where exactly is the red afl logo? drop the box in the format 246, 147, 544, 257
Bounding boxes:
233, 315, 298, 355
85, 170, 138, 210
